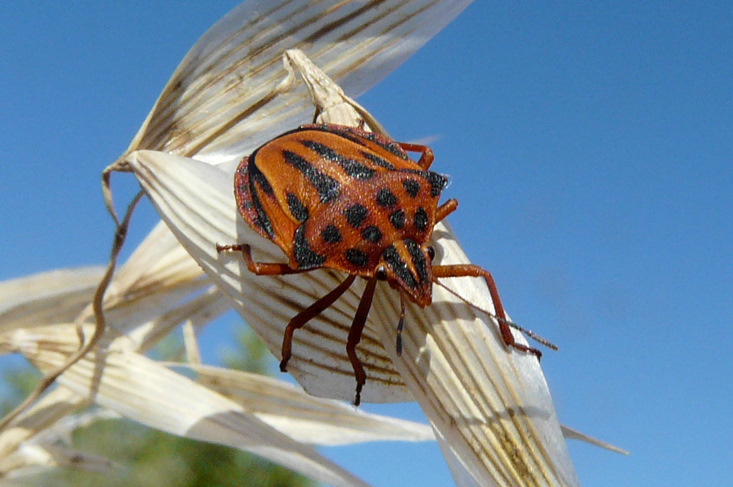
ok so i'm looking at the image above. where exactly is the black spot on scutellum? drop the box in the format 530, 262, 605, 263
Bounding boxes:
321, 224, 342, 244
345, 248, 369, 267
402, 179, 420, 198
414, 207, 428, 232
344, 204, 368, 228
361, 225, 382, 243
389, 209, 406, 229
376, 188, 397, 207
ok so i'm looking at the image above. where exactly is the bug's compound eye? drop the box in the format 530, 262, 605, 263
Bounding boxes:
375, 265, 388, 281
426, 246, 436, 261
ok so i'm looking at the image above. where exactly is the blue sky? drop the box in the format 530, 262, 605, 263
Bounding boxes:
1, 2, 731, 486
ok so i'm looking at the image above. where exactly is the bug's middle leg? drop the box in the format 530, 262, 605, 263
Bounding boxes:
280, 274, 357, 372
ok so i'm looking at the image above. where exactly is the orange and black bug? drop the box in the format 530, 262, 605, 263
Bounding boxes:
217, 123, 542, 405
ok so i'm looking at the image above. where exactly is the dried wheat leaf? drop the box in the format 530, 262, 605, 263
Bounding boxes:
0, 443, 112, 477
0, 324, 370, 487
106, 221, 207, 304
125, 0, 472, 163
182, 363, 433, 446
0, 268, 104, 332
0, 388, 88, 462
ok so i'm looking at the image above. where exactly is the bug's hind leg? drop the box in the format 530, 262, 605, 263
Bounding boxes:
279, 274, 357, 372
346, 277, 378, 406
432, 264, 542, 360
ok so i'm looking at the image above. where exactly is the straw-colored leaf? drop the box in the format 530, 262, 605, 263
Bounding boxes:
125, 0, 472, 162
106, 219, 206, 304
0, 388, 88, 463
0, 324, 369, 487
183, 363, 434, 446
0, 268, 104, 333
86, 222, 211, 338
0, 443, 112, 477
0, 227, 216, 460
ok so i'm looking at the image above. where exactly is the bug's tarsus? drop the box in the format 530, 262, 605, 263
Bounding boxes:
395, 294, 406, 356
347, 278, 378, 406
279, 274, 357, 372
216, 243, 244, 253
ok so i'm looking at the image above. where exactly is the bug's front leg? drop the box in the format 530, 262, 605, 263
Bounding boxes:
435, 199, 458, 223
432, 264, 542, 360
397, 142, 434, 170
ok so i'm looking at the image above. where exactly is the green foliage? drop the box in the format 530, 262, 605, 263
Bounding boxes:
1, 366, 41, 413
220, 325, 275, 375
38, 418, 312, 487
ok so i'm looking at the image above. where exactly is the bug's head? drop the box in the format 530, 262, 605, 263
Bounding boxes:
375, 239, 435, 307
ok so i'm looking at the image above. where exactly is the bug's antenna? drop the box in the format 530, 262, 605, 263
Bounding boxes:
433, 280, 558, 351
395, 294, 406, 356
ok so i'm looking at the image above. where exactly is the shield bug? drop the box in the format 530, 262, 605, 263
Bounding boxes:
218, 123, 542, 405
